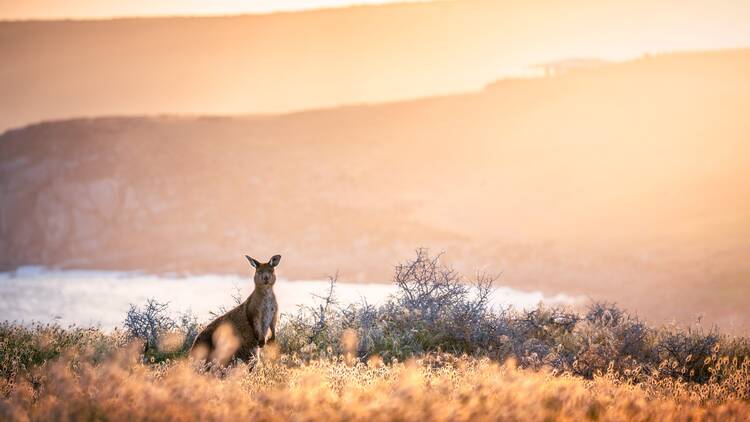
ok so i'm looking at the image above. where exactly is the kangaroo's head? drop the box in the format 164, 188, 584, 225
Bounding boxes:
245, 254, 281, 287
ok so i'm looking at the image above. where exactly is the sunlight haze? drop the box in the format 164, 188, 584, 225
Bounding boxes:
0, 0, 430, 20
2, 1, 750, 417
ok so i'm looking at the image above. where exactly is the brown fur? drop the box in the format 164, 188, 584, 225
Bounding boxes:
190, 255, 280, 366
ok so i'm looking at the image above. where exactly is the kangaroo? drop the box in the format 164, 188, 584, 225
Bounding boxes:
190, 254, 280, 366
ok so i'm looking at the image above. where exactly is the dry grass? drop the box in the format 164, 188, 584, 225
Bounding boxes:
1, 345, 749, 422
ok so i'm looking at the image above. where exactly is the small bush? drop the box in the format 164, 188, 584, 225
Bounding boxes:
279, 249, 501, 360
123, 299, 199, 362
656, 326, 720, 382
0, 321, 125, 394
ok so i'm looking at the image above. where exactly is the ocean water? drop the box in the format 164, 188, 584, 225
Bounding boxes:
0, 267, 581, 330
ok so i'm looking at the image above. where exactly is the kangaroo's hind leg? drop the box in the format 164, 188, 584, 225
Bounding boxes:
234, 344, 260, 369
189, 328, 214, 366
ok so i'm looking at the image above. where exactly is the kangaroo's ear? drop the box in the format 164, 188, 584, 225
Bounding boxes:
269, 255, 281, 267
245, 255, 260, 268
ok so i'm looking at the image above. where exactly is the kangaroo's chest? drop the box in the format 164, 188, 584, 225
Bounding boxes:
258, 295, 277, 330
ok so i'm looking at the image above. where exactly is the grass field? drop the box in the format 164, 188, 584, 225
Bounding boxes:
1, 340, 748, 421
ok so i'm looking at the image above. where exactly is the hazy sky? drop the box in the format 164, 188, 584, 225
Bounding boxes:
0, 0, 429, 20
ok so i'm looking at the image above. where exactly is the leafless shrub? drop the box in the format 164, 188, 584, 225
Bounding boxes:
566, 302, 654, 379
656, 326, 720, 382
586, 302, 625, 327
309, 273, 340, 341
124, 299, 198, 360
278, 273, 344, 357
124, 299, 175, 351
178, 311, 200, 352
382, 248, 499, 356
341, 298, 381, 359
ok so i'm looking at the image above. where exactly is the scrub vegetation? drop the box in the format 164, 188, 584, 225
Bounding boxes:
2, 250, 749, 420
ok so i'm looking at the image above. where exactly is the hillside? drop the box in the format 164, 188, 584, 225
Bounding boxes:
1, 49, 750, 330
2, 0, 750, 131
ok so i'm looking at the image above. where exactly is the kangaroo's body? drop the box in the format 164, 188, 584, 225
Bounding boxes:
190, 255, 280, 366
